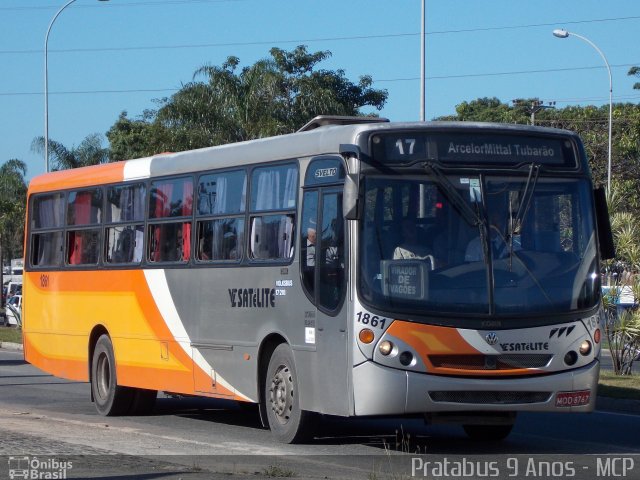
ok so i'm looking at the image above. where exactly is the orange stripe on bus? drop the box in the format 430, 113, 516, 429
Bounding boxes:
28, 162, 126, 194
387, 320, 543, 377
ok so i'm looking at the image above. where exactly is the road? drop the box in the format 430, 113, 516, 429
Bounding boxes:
1, 348, 639, 480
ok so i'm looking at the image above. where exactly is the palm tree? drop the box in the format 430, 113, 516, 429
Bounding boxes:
0, 159, 27, 300
31, 133, 110, 171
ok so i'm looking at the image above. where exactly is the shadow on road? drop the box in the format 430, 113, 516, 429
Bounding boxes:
145, 397, 562, 454
0, 359, 27, 366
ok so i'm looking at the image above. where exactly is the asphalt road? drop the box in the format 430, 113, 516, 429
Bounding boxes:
1, 348, 639, 480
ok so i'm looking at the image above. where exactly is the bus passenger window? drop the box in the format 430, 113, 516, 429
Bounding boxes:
67, 189, 103, 226
31, 232, 64, 267
197, 218, 244, 261
249, 164, 297, 261
148, 223, 190, 263
250, 214, 294, 260
67, 229, 100, 265
105, 225, 144, 264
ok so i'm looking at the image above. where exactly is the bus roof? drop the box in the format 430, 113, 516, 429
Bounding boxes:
28, 120, 581, 194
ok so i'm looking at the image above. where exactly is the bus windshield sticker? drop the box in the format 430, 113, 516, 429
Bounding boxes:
381, 260, 428, 300
469, 178, 481, 203
460, 178, 470, 184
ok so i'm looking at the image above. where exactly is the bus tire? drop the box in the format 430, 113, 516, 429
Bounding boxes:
91, 335, 133, 416
264, 344, 314, 443
463, 423, 514, 442
129, 388, 157, 415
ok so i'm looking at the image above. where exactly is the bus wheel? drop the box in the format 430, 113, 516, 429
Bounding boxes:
463, 423, 514, 442
91, 335, 133, 416
264, 344, 314, 443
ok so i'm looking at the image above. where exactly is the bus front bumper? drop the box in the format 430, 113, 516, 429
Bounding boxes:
352, 359, 599, 416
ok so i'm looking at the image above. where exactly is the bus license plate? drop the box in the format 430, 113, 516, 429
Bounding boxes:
555, 390, 591, 407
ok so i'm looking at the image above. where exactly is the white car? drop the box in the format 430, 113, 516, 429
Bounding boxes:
5, 294, 22, 326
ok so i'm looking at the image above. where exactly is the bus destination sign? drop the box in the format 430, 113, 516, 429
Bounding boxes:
370, 132, 575, 167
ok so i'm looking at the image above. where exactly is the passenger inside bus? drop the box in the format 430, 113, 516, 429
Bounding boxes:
465, 212, 520, 262
392, 219, 435, 269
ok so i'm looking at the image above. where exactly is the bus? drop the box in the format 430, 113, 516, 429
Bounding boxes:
23, 117, 614, 443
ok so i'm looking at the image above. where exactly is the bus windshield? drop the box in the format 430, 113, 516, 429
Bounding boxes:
359, 174, 599, 317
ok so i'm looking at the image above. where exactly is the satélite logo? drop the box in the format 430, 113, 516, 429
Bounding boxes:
485, 332, 498, 345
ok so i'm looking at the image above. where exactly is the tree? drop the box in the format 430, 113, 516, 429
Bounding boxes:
629, 66, 640, 90
602, 181, 640, 375
107, 46, 388, 159
31, 133, 110, 171
0, 159, 27, 300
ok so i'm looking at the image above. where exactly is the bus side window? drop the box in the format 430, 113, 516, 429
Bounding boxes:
249, 164, 298, 261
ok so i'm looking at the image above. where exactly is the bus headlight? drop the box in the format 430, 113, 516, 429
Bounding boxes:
579, 340, 592, 356
379, 340, 393, 356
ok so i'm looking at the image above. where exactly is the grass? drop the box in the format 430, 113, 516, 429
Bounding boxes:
0, 326, 22, 344
261, 464, 295, 478
598, 371, 640, 400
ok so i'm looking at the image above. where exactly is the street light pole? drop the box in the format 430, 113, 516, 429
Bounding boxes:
44, 0, 109, 173
553, 29, 613, 193
420, 0, 426, 121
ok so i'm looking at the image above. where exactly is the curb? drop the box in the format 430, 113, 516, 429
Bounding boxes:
0, 341, 23, 351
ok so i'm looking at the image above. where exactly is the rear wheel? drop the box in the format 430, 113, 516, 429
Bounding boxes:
91, 335, 134, 416
264, 344, 315, 443
463, 423, 514, 441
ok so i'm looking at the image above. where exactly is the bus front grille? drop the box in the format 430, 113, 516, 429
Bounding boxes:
429, 391, 552, 405
428, 354, 553, 370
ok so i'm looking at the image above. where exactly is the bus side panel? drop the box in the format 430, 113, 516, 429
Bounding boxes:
163, 264, 351, 415
22, 269, 238, 398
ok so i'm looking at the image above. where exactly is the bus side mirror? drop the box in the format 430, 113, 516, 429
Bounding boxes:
594, 187, 615, 260
343, 173, 360, 220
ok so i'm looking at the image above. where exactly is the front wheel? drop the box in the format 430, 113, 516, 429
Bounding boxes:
91, 335, 134, 416
264, 344, 315, 443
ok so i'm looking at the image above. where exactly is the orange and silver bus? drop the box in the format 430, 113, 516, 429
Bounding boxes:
23, 117, 614, 443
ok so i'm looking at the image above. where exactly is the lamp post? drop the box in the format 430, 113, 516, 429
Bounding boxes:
420, 0, 425, 121
44, 0, 109, 173
553, 29, 613, 193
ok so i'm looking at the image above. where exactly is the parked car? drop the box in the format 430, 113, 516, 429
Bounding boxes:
5, 294, 22, 326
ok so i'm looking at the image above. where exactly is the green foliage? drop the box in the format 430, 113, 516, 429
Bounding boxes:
107, 46, 388, 159
602, 180, 640, 376
0, 159, 27, 262
31, 133, 110, 171
629, 66, 640, 90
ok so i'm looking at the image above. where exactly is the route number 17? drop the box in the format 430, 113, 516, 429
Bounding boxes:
395, 138, 416, 155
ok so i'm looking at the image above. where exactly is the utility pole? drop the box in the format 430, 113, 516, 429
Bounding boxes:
420, 0, 426, 121
512, 99, 556, 126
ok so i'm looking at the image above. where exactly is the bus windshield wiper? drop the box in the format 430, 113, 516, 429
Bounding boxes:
509, 163, 540, 249
424, 162, 483, 229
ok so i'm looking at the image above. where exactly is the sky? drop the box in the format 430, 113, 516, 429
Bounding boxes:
1, 0, 639, 181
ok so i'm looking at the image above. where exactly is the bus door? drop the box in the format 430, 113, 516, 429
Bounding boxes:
301, 181, 349, 415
